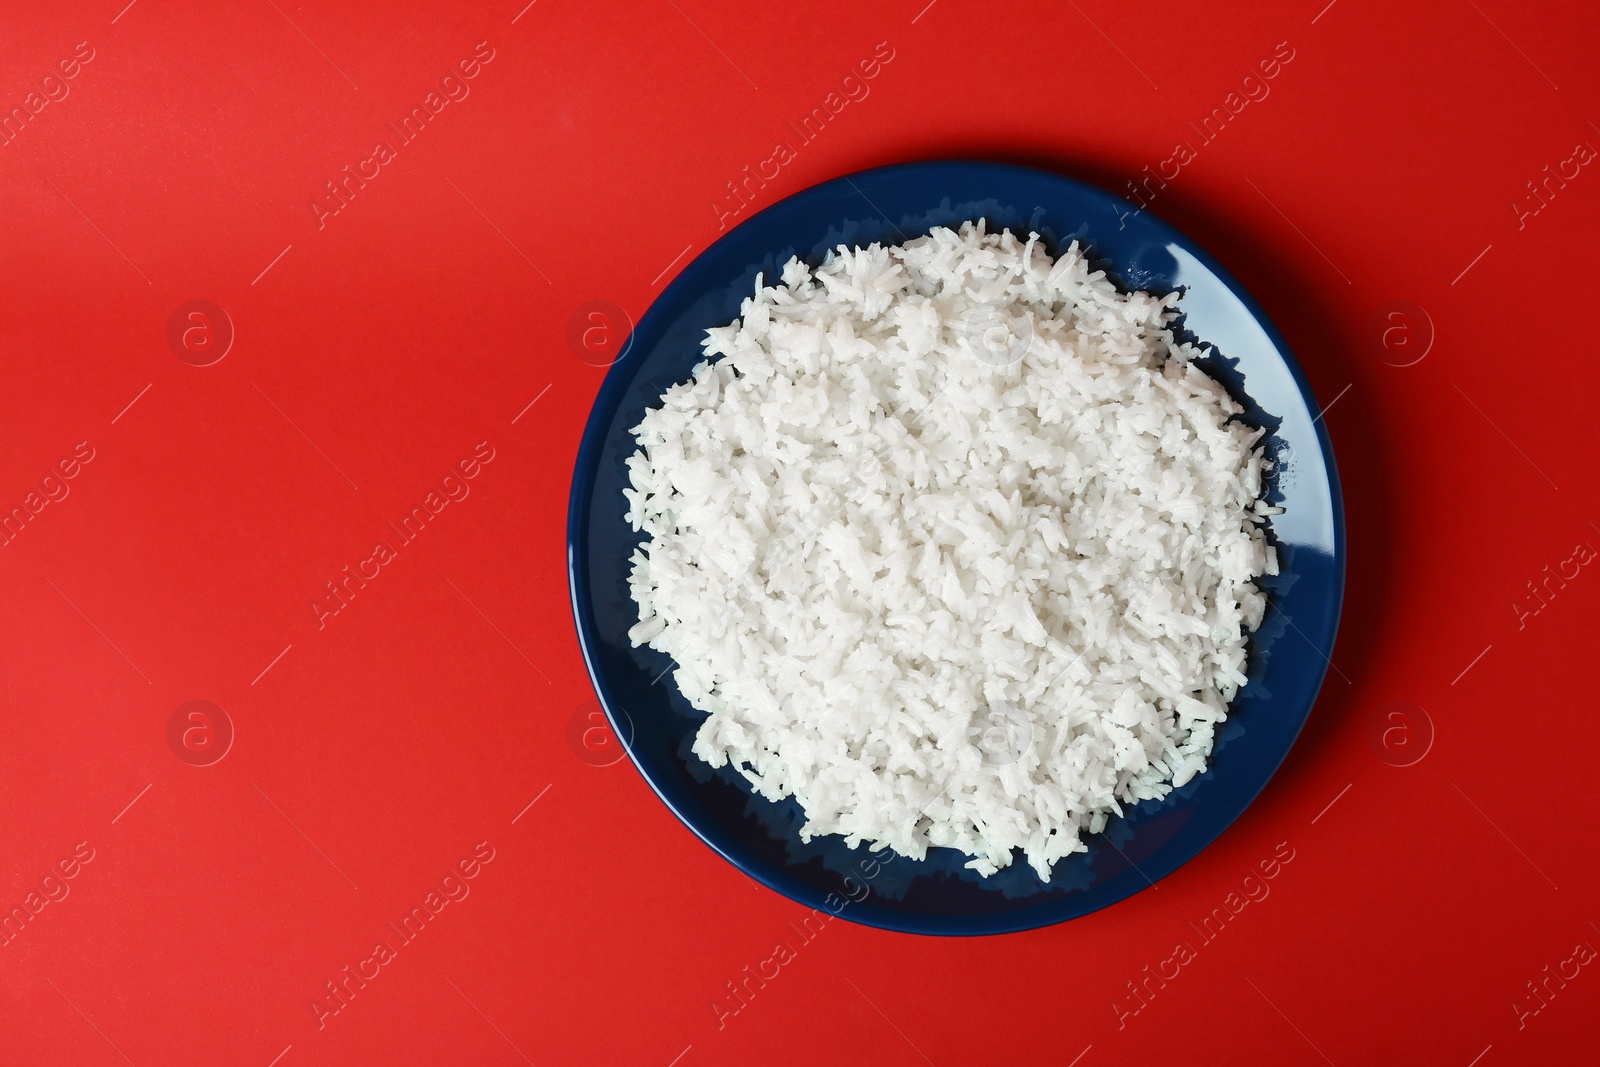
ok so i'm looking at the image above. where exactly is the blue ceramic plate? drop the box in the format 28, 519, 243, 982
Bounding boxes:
567, 161, 1344, 935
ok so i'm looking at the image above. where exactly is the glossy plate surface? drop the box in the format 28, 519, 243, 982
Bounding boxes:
567, 161, 1344, 935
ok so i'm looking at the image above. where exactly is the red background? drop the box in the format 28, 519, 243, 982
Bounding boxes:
1, 0, 1596, 1064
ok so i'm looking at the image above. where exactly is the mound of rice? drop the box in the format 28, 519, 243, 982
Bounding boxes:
623, 221, 1278, 879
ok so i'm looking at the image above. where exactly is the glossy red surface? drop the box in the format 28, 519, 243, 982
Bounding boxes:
0, 1, 1595, 1064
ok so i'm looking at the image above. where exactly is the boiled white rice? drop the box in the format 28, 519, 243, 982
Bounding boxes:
624, 221, 1278, 879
